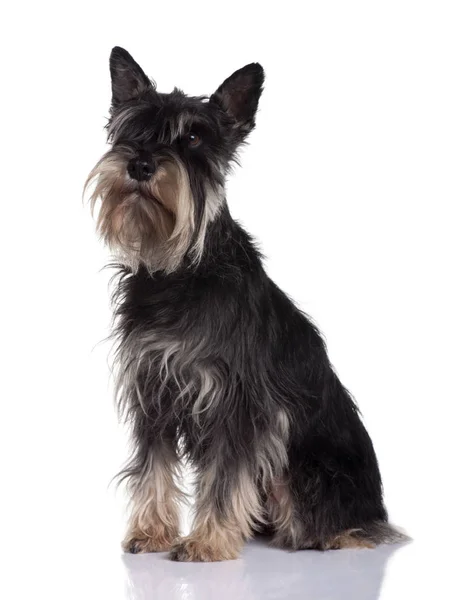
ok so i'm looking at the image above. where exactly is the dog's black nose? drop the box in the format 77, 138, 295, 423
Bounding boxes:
127, 156, 156, 181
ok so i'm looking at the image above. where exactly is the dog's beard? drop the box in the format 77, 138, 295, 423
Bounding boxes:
85, 148, 196, 273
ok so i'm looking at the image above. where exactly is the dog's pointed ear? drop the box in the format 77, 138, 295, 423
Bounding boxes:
109, 47, 152, 107
210, 63, 264, 134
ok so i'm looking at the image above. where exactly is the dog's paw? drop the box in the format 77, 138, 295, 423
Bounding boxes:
320, 529, 376, 551
123, 532, 176, 554
169, 537, 239, 562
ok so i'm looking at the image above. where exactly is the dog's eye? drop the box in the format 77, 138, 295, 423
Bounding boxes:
186, 132, 201, 148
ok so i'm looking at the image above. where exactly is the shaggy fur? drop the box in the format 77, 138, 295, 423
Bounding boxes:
86, 47, 407, 562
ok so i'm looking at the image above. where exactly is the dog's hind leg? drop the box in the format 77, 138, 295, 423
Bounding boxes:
268, 464, 403, 551
270, 372, 406, 550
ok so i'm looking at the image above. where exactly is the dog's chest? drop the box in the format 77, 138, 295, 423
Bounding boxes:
119, 327, 222, 417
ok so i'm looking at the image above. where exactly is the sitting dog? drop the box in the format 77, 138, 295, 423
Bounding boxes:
86, 47, 405, 561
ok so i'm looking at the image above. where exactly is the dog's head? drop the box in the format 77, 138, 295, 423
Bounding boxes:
86, 47, 264, 273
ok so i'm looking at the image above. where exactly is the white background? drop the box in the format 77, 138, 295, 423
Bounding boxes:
1, 1, 461, 599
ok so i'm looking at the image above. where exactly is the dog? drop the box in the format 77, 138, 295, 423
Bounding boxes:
86, 47, 406, 562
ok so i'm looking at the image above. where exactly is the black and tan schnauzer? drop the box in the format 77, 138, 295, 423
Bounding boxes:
86, 47, 405, 562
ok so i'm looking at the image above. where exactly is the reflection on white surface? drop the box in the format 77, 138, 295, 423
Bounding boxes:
123, 537, 407, 600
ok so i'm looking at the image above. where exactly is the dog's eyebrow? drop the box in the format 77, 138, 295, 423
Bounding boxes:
108, 102, 213, 146
165, 112, 211, 144
107, 104, 152, 142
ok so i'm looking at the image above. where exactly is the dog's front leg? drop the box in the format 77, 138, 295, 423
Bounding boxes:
170, 445, 262, 562
122, 440, 183, 554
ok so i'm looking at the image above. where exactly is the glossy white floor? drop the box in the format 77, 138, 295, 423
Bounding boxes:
4, 475, 455, 600
122, 537, 409, 600
103, 512, 454, 600
11, 521, 452, 600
